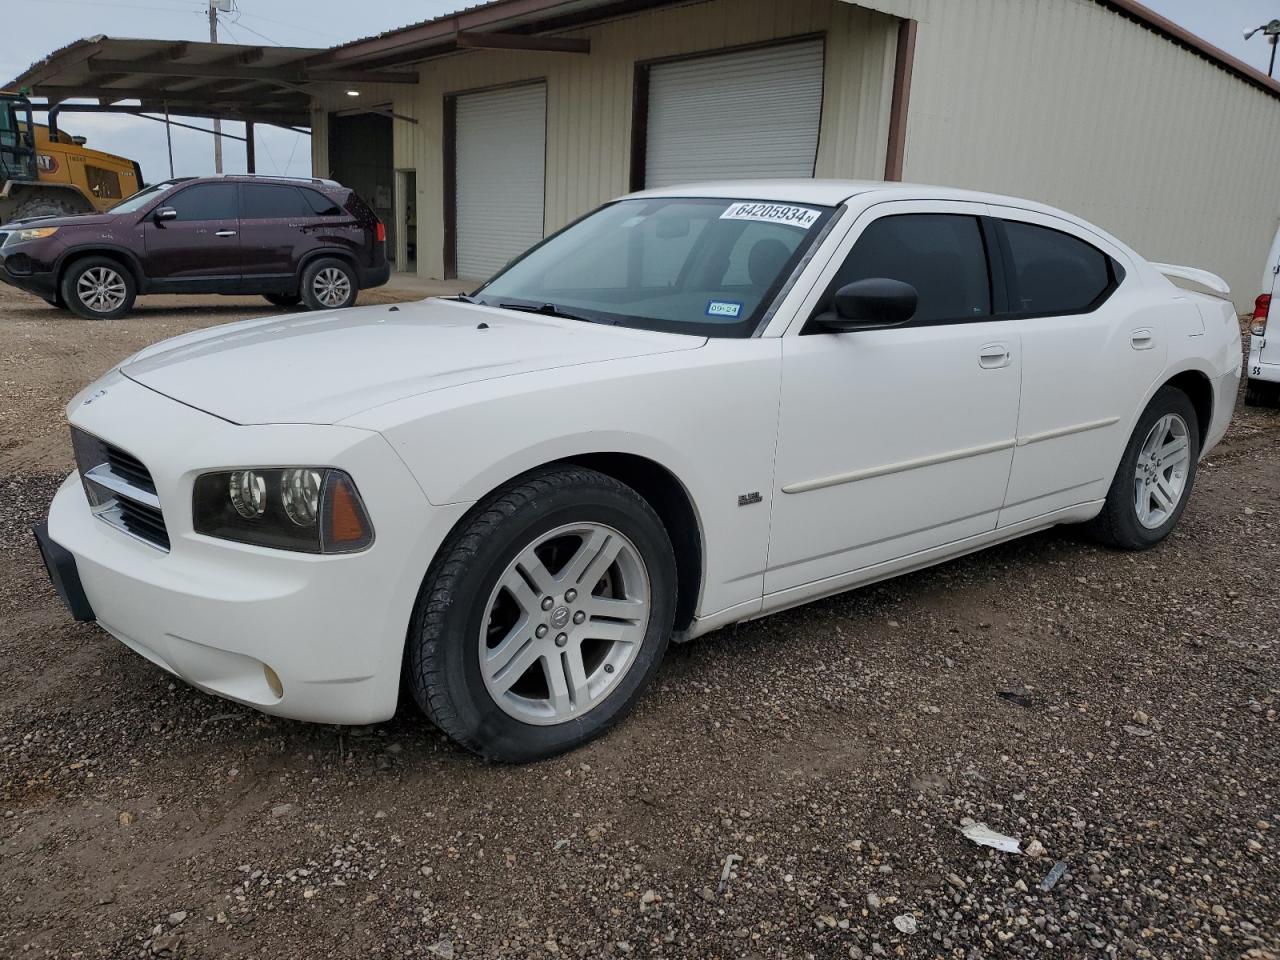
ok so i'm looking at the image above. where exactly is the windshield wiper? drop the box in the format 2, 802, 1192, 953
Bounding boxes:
497, 302, 612, 324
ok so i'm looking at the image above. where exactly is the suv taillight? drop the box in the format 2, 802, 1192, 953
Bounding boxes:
375, 220, 386, 244
1252, 294, 1270, 337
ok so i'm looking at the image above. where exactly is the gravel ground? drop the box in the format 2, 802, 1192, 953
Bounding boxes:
1, 283, 1277, 959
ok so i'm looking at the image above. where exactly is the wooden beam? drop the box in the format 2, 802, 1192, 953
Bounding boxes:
28, 85, 307, 107
88, 57, 418, 85
884, 18, 917, 182
455, 31, 590, 53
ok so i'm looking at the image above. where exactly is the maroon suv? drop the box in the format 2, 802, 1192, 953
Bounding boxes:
0, 174, 390, 319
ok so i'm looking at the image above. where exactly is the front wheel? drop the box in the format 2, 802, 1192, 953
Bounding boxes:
300, 258, 358, 311
405, 467, 677, 763
60, 257, 137, 320
1087, 386, 1199, 550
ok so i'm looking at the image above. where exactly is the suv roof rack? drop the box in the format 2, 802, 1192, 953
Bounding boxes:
213, 173, 342, 187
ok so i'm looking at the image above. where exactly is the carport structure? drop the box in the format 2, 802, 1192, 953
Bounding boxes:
6, 35, 419, 170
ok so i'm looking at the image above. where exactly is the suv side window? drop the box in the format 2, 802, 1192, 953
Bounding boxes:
241, 183, 315, 219
1003, 220, 1115, 314
830, 213, 991, 324
167, 183, 237, 221
300, 188, 343, 217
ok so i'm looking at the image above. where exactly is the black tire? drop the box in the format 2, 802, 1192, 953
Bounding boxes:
14, 195, 87, 220
405, 466, 677, 763
299, 257, 358, 311
263, 293, 302, 308
1244, 379, 1277, 408
1087, 386, 1200, 550
59, 256, 137, 320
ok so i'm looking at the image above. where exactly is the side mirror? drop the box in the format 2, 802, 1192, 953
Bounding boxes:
815, 278, 918, 332
153, 207, 178, 223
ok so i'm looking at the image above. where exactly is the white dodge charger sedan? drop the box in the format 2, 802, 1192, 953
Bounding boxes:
36, 181, 1241, 762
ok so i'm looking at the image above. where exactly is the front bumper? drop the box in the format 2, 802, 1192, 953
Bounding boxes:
0, 250, 57, 298
42, 375, 469, 725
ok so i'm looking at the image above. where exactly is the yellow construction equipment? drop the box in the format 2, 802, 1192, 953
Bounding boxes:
1, 93, 143, 221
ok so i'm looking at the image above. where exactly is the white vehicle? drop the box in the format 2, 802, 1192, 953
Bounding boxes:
36, 181, 1242, 762
1245, 223, 1280, 406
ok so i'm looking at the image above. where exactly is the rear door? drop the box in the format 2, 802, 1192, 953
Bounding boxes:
994, 209, 1167, 526
144, 182, 240, 289
237, 182, 321, 290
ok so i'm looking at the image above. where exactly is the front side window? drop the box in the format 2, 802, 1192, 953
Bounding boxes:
1004, 220, 1113, 314
474, 197, 835, 337
241, 183, 315, 219
828, 213, 992, 325
166, 183, 237, 221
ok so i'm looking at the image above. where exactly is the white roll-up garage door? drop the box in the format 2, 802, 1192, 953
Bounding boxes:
644, 40, 825, 188
454, 83, 547, 280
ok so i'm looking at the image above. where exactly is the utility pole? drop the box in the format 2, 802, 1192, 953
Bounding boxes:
208, 0, 223, 173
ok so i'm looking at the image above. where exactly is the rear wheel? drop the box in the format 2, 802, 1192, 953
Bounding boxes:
263, 293, 302, 308
1087, 386, 1199, 550
405, 467, 677, 762
60, 257, 136, 320
300, 258, 358, 311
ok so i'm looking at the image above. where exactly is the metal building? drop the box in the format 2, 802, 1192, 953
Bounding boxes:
303, 0, 1280, 310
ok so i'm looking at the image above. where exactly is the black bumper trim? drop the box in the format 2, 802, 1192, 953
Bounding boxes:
32, 521, 96, 622
360, 260, 391, 289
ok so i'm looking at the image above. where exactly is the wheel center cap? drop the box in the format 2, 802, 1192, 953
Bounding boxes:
549, 605, 571, 629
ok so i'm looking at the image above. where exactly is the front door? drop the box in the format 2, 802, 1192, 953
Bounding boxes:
144, 181, 241, 290
767, 203, 1023, 596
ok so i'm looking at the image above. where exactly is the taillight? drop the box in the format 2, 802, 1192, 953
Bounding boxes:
1251, 294, 1270, 337
375, 220, 386, 244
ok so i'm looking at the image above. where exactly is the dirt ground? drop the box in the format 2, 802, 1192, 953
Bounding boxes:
0, 282, 1277, 959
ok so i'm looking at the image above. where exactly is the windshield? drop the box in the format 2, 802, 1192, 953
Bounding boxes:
473, 197, 835, 337
108, 180, 179, 214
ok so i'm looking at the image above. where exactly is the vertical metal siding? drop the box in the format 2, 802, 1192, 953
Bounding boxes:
906, 0, 1280, 309
311, 0, 898, 280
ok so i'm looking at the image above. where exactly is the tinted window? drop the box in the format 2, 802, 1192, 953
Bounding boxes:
241, 183, 314, 219
300, 188, 343, 216
86, 165, 122, 199
1004, 221, 1112, 314
832, 214, 991, 324
167, 183, 237, 221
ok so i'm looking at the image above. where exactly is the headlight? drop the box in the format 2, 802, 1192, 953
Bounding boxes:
193, 467, 374, 553
15, 226, 59, 241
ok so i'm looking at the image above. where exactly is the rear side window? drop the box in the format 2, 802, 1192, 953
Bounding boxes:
831, 213, 991, 324
167, 183, 237, 221
241, 183, 314, 219
1004, 221, 1113, 314
300, 188, 343, 216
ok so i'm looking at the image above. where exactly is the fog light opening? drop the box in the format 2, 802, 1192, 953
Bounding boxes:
264, 664, 284, 699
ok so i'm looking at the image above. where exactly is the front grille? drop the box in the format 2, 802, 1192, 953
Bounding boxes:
71, 427, 170, 551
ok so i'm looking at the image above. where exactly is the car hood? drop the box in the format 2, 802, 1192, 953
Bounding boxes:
120, 298, 705, 425
1, 213, 117, 230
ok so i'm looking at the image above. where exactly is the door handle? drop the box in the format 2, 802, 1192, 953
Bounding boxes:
978, 343, 1012, 369
1130, 328, 1154, 350
215, 230, 237, 238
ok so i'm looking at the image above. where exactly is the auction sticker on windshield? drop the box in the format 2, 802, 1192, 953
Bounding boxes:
720, 202, 821, 229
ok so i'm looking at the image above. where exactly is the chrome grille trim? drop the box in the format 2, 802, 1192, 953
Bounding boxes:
71, 427, 170, 552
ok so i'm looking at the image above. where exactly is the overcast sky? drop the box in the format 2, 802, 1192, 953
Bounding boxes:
1, 0, 1277, 184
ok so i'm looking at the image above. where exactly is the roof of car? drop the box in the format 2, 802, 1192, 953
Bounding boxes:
623, 179, 1057, 212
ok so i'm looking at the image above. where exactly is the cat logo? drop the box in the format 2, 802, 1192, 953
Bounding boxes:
36, 153, 59, 174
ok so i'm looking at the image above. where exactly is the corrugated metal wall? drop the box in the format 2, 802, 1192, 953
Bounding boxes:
314, 0, 898, 281
906, 0, 1280, 310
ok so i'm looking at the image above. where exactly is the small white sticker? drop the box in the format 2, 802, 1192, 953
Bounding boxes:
720, 202, 821, 229
706, 300, 743, 318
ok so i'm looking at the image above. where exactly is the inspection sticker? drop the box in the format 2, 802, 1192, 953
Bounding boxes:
720, 202, 821, 229
706, 300, 743, 318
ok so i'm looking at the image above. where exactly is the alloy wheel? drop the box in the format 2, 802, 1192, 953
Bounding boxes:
479, 522, 651, 726
313, 267, 352, 308
1133, 413, 1191, 529
76, 267, 127, 314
